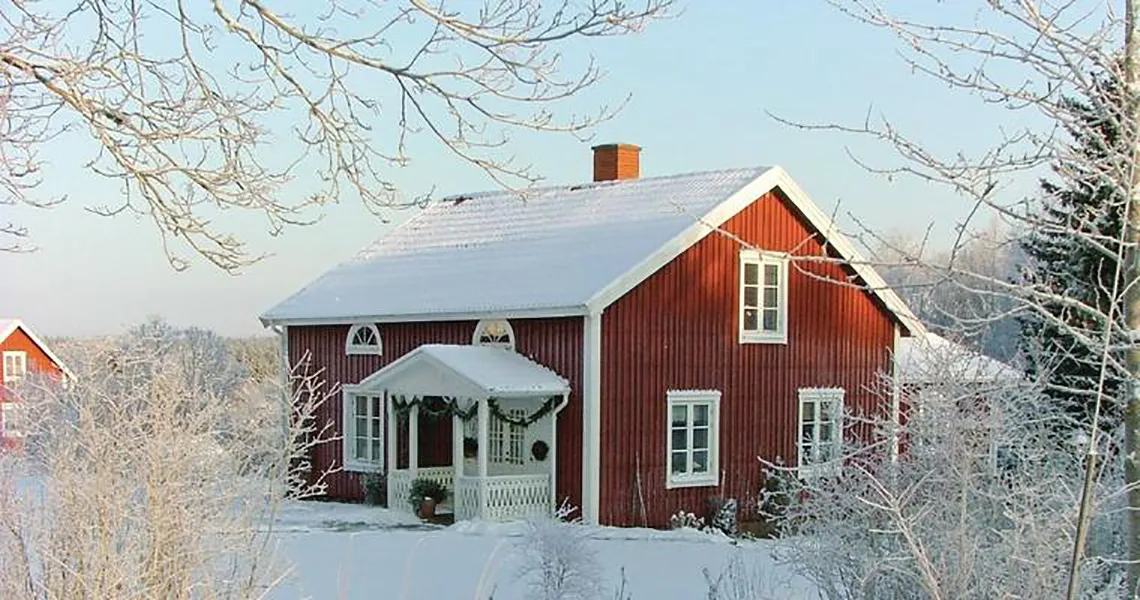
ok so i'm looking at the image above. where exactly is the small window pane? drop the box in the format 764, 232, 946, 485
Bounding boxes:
371, 396, 381, 416
356, 416, 368, 434
744, 286, 758, 308
371, 417, 381, 437
671, 428, 687, 451
743, 309, 758, 331
763, 287, 778, 308
693, 404, 709, 426
744, 263, 759, 285
671, 451, 687, 475
819, 423, 832, 443
355, 438, 368, 460
762, 310, 778, 331
820, 403, 833, 423
693, 427, 709, 450
355, 396, 368, 416
801, 442, 813, 463
764, 263, 778, 283
801, 401, 814, 421
692, 451, 709, 473
370, 439, 381, 461
671, 405, 687, 426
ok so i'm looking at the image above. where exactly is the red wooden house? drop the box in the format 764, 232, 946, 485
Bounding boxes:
0, 319, 72, 447
261, 144, 923, 527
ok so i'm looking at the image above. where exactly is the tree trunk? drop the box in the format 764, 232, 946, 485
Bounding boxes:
1126, 1, 1140, 595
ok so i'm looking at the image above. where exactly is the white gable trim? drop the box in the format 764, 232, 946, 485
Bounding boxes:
584, 167, 925, 336
0, 320, 74, 380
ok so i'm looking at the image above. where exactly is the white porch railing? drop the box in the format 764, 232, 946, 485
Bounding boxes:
455, 473, 551, 522
387, 466, 453, 513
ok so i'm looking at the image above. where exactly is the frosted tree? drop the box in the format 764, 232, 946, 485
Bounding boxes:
0, 327, 335, 599
1, 0, 673, 269
772, 0, 1140, 595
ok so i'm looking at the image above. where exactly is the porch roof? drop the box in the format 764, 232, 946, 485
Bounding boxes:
358, 344, 570, 400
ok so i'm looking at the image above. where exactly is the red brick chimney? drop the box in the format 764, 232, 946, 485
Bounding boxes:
592, 143, 641, 182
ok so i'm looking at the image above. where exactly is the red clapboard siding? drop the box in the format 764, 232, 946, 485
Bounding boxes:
288, 318, 583, 505
598, 188, 895, 527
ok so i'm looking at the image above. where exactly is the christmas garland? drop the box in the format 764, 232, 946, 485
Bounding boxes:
389, 394, 559, 429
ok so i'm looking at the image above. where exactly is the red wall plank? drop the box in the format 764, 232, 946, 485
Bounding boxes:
598, 188, 895, 527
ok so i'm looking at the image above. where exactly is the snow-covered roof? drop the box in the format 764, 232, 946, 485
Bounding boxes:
0, 318, 74, 380
261, 166, 922, 334
896, 332, 1020, 385
357, 344, 570, 399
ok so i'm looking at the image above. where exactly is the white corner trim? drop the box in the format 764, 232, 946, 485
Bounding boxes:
583, 167, 925, 337
664, 389, 721, 490
581, 312, 603, 524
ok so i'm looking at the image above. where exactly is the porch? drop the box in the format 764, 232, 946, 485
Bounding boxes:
355, 344, 570, 522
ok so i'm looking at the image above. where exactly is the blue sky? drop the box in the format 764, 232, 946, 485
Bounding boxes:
0, 2, 1043, 337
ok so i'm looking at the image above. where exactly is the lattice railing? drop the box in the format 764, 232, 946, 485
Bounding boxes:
387, 466, 454, 512
454, 476, 482, 521
485, 474, 551, 521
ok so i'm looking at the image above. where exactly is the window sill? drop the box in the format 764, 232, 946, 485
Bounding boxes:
666, 474, 719, 490
345, 346, 382, 356
739, 332, 787, 345
344, 460, 384, 473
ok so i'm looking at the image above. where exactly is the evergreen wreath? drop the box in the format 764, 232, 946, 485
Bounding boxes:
389, 394, 559, 430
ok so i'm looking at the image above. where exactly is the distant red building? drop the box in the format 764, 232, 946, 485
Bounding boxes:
0, 319, 72, 448
261, 144, 925, 527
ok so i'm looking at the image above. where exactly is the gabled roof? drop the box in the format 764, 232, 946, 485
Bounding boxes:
0, 318, 74, 380
357, 344, 570, 400
897, 332, 1020, 385
261, 166, 922, 335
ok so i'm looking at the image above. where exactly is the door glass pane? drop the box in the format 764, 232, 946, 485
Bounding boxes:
744, 263, 759, 285
692, 451, 709, 473
764, 263, 778, 284
743, 309, 758, 331
671, 405, 687, 427
744, 286, 758, 307
693, 404, 709, 426
693, 427, 709, 450
671, 451, 687, 475
671, 428, 687, 451
762, 309, 778, 331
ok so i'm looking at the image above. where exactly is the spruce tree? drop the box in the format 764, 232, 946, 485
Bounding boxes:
1018, 76, 1128, 433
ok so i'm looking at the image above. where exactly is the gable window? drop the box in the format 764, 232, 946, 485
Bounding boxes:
473, 319, 515, 351
666, 390, 721, 488
2, 351, 27, 384
2, 403, 25, 438
739, 250, 788, 344
345, 324, 382, 356
488, 408, 525, 465
798, 388, 844, 477
342, 388, 384, 471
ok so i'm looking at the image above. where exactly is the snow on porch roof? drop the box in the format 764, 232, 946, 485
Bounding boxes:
896, 332, 1021, 385
358, 344, 570, 399
259, 166, 922, 334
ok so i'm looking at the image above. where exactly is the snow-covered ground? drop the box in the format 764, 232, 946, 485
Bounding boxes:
269, 500, 816, 599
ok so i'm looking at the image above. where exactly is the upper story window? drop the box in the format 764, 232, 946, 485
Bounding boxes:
2, 351, 27, 384
666, 390, 721, 489
739, 250, 788, 344
345, 324, 382, 356
472, 319, 515, 351
798, 388, 844, 478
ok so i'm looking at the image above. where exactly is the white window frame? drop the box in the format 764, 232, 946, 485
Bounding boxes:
739, 250, 789, 344
345, 324, 383, 356
472, 319, 516, 351
1, 402, 24, 438
488, 407, 526, 465
341, 385, 384, 472
665, 390, 721, 489
797, 388, 844, 478
2, 351, 27, 384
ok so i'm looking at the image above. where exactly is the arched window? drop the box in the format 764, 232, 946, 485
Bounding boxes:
346, 323, 383, 356
472, 319, 515, 351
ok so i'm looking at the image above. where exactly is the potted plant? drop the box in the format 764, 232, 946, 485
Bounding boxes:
407, 477, 448, 519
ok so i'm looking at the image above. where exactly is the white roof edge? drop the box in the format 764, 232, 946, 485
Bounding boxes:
260, 305, 589, 328
0, 319, 75, 380
585, 167, 926, 336
357, 344, 570, 396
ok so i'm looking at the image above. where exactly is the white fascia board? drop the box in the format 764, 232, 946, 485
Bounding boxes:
260, 305, 589, 328
584, 167, 926, 337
